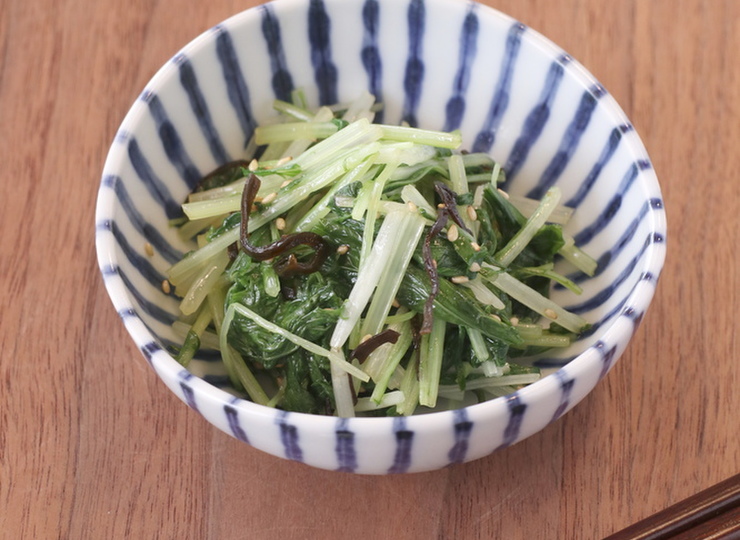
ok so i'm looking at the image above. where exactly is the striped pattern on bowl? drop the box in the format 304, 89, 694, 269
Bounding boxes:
95, 0, 666, 474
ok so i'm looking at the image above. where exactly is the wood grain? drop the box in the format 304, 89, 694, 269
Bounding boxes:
1, 0, 738, 538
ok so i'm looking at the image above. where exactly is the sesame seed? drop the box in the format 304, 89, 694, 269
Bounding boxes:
248, 159, 259, 171
336, 244, 349, 255
466, 206, 478, 221
392, 298, 400, 308
469, 262, 481, 273
451, 276, 469, 284
497, 188, 510, 200
437, 203, 446, 209
447, 223, 459, 242
275, 217, 286, 231
261, 192, 277, 205
544, 308, 558, 320
144, 242, 154, 257
406, 201, 418, 212
276, 156, 292, 167
360, 334, 373, 344
432, 259, 438, 269
490, 314, 502, 322
161, 280, 171, 294
280, 179, 292, 188
470, 242, 481, 252
510, 317, 519, 326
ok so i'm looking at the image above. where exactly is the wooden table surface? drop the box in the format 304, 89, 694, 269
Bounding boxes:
2, 0, 738, 538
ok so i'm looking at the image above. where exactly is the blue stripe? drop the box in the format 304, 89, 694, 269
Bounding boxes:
127, 137, 182, 220
572, 161, 647, 246
447, 408, 474, 464
225, 404, 250, 443
472, 22, 525, 153
261, 5, 294, 101
109, 220, 168, 289
178, 368, 195, 382
564, 124, 632, 207
526, 86, 602, 199
104, 175, 184, 264
277, 411, 303, 462
501, 58, 566, 187
496, 392, 527, 449
176, 55, 231, 165
109, 288, 179, 349
335, 418, 357, 472
558, 198, 651, 287
443, 5, 479, 131
595, 341, 619, 380
115, 267, 177, 325
140, 341, 161, 364
540, 257, 661, 367
145, 93, 202, 189
550, 370, 575, 422
622, 305, 645, 329
179, 381, 200, 413
564, 231, 656, 314
308, 0, 338, 106
401, 0, 426, 127
215, 26, 257, 149
117, 307, 136, 319
533, 354, 577, 369
361, 0, 383, 122
202, 374, 233, 387
388, 416, 414, 473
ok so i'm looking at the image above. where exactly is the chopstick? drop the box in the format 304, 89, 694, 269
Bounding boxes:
605, 473, 740, 539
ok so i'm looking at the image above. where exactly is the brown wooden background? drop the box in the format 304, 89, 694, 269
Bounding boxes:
1, 0, 738, 538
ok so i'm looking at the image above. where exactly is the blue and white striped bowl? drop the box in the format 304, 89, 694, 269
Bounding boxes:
95, 0, 666, 474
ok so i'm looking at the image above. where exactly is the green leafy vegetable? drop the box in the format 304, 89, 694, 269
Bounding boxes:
166, 92, 594, 417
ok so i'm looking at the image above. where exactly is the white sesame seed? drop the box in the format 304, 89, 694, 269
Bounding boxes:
469, 262, 481, 273
490, 313, 501, 322
447, 223, 459, 242
161, 280, 171, 294
466, 205, 478, 221
261, 192, 277, 205
276, 156, 292, 167
470, 242, 481, 252
544, 308, 558, 320
451, 276, 469, 284
248, 159, 259, 171
437, 203, 446, 209
392, 298, 400, 308
406, 201, 418, 212
497, 188, 510, 200
144, 242, 154, 257
280, 179, 292, 188
336, 244, 349, 255
360, 334, 373, 344
510, 317, 519, 326
275, 217, 286, 231
432, 259, 438, 268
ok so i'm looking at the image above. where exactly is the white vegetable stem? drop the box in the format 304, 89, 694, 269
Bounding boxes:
482, 263, 588, 333
495, 186, 562, 266
360, 211, 425, 336
418, 317, 446, 408
330, 208, 423, 350
379, 124, 462, 149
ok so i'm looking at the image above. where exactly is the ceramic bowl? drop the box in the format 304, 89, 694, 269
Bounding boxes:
95, 0, 666, 474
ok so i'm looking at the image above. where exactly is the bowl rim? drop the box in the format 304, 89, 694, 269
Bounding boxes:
95, 0, 667, 430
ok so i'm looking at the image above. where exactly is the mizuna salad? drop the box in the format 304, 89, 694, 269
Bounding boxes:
166, 92, 596, 417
